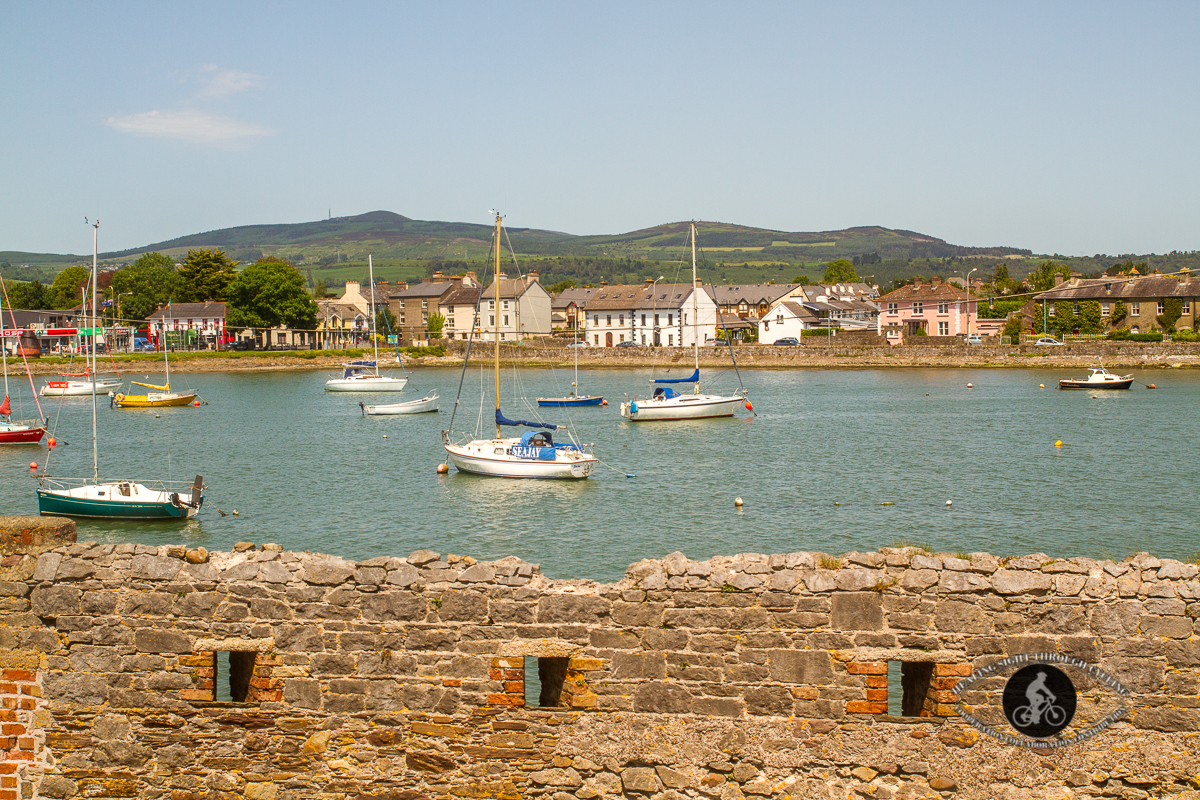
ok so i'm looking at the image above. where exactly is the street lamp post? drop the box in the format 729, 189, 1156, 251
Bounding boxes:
965, 268, 978, 335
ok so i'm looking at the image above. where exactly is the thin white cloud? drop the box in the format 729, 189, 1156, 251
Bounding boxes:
106, 109, 274, 148
195, 66, 265, 99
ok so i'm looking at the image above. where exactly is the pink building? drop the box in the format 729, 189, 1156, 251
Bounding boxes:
876, 278, 976, 344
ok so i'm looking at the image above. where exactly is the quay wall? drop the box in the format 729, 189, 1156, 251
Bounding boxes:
2, 541, 1200, 799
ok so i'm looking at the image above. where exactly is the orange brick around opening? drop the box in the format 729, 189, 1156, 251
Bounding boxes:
846, 662, 887, 675
0, 672, 34, 683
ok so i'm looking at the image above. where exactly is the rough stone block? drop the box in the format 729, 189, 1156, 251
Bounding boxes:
831, 593, 883, 631
768, 650, 833, 683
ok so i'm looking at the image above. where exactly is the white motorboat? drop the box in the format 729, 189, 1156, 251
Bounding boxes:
325, 255, 408, 392
620, 221, 748, 421
360, 392, 439, 415
41, 373, 124, 396
1058, 366, 1134, 390
442, 212, 598, 480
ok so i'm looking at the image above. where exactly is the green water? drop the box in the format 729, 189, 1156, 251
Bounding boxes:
2, 365, 1194, 581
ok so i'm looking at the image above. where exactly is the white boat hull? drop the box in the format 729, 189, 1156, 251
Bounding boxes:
41, 379, 124, 396
363, 393, 439, 415
620, 393, 746, 421
444, 438, 597, 479
325, 376, 409, 392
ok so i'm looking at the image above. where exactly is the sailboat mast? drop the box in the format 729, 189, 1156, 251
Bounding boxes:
494, 213, 502, 438
369, 255, 379, 372
89, 220, 99, 484
691, 221, 700, 389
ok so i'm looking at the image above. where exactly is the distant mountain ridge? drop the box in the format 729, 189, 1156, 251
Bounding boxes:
87, 210, 1031, 263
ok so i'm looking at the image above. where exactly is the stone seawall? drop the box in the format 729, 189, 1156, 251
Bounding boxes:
2, 543, 1199, 799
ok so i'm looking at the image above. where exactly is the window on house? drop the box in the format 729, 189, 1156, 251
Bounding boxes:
1048, 305, 1055, 317
503, 315, 509, 326
668, 314, 673, 325
1101, 303, 1109, 317
654, 314, 660, 325
938, 322, 948, 336
938, 303, 948, 314
447, 317, 454, 328
422, 300, 429, 310
593, 335, 599, 345
211, 651, 256, 703
886, 661, 935, 717
619, 334, 625, 342
668, 334, 674, 346
777, 313, 784, 323
1157, 301, 1165, 315
503, 301, 509, 310
490, 315, 495, 326
489, 300, 495, 310
1131, 302, 1140, 316
500, 333, 505, 341
1184, 300, 1192, 315
641, 314, 647, 326
606, 315, 612, 325
1073, 302, 1080, 314
422, 312, 429, 323
887, 303, 897, 314
912, 302, 923, 314
641, 334, 646, 344
619, 314, 624, 325
522, 656, 567, 708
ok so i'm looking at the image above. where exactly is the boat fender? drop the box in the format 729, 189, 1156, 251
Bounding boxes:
629, 402, 638, 414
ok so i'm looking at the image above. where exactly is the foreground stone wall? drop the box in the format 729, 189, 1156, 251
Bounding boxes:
2, 543, 1200, 800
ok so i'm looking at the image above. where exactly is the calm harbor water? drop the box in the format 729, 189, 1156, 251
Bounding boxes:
1, 364, 1195, 582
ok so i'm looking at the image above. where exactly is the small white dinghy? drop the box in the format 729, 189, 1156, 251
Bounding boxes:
360, 392, 439, 415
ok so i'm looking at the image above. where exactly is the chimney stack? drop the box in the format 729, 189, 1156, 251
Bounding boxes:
528, 270, 539, 286
1054, 274, 1065, 287
644, 278, 654, 287
931, 276, 942, 287
600, 280, 608, 287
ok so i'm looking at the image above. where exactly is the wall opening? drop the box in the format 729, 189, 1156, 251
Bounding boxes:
523, 656, 567, 708
214, 651, 255, 703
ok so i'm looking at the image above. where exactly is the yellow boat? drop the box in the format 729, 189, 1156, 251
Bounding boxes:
111, 381, 197, 408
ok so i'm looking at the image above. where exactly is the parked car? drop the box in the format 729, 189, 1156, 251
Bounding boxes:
1034, 337, 1064, 346
615, 340, 638, 348
772, 337, 801, 346
566, 341, 589, 348
965, 334, 983, 345
228, 340, 254, 351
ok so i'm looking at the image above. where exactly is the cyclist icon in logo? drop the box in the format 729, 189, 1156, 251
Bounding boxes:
1002, 664, 1076, 738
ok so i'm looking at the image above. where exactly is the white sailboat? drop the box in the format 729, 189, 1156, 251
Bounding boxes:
37, 220, 203, 520
0, 277, 48, 445
325, 255, 408, 392
537, 326, 602, 407
620, 221, 749, 421
442, 212, 598, 479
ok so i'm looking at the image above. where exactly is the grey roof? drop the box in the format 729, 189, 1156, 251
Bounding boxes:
442, 286, 482, 307
392, 281, 456, 299
551, 287, 599, 309
710, 284, 801, 306
317, 299, 364, 321
877, 283, 970, 303
583, 283, 700, 312
1035, 275, 1200, 301
146, 302, 227, 320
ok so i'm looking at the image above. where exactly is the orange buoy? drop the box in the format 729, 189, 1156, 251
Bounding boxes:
1054, 440, 1063, 447
1148, 384, 1156, 389
29, 462, 37, 470
47, 437, 56, 449
601, 399, 608, 406
437, 463, 449, 474
745, 401, 753, 411
193, 400, 200, 406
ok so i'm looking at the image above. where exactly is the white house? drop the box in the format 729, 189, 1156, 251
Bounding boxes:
581, 280, 722, 348
476, 273, 552, 342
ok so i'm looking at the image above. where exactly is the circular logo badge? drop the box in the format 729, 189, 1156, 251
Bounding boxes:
1002, 663, 1076, 738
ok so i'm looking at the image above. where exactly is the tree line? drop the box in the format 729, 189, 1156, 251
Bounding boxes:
2, 249, 317, 333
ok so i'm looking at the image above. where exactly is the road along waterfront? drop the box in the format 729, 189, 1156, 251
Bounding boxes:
0, 366, 1194, 581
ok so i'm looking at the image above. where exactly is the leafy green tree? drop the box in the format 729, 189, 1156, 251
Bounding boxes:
1002, 315, 1023, 342
50, 265, 92, 308
790, 275, 812, 285
1157, 298, 1183, 332
547, 280, 576, 294
225, 258, 317, 332
3, 280, 49, 310
1052, 301, 1074, 338
1029, 260, 1071, 291
177, 248, 238, 302
375, 307, 398, 337
111, 253, 181, 321
822, 259, 859, 284
1110, 301, 1127, 328
1078, 301, 1103, 334
427, 311, 445, 338
313, 279, 330, 299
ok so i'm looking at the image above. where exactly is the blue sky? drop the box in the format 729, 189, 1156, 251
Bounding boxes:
3, 1, 1198, 256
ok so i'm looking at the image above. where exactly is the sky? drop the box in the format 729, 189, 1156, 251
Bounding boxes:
3, 1, 1199, 257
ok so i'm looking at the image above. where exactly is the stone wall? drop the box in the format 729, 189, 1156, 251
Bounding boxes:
2, 542, 1199, 800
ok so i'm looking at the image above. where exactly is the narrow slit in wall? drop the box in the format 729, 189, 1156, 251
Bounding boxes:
214, 651, 255, 702
523, 656, 568, 708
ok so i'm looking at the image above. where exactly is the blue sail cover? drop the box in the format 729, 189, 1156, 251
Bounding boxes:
496, 408, 558, 430
653, 369, 699, 384
345, 360, 377, 368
